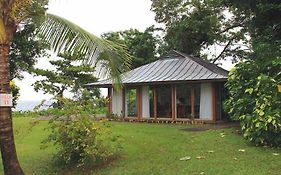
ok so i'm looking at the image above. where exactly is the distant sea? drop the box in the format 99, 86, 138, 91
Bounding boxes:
15, 100, 54, 111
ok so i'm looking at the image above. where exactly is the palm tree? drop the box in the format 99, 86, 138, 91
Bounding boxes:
0, 1, 131, 174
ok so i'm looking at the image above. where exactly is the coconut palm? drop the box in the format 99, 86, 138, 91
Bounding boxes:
0, 1, 131, 174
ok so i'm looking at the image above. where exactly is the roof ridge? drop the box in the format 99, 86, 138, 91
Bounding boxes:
172, 50, 229, 76
160, 50, 186, 60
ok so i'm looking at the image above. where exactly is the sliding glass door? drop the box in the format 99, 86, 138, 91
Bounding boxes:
176, 84, 201, 119
156, 86, 172, 118
176, 85, 192, 119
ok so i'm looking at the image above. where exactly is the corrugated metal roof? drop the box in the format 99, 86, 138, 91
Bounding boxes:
87, 50, 229, 87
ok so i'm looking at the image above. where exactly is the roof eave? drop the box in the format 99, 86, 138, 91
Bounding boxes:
86, 78, 228, 88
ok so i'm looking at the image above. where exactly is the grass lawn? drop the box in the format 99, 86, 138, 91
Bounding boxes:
0, 117, 280, 175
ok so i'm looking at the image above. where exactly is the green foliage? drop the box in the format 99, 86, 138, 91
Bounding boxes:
77, 90, 109, 114
226, 0, 281, 42
32, 52, 99, 107
41, 100, 120, 167
40, 14, 132, 87
224, 1, 281, 147
8, 0, 49, 80
13, 111, 40, 118
10, 22, 49, 80
38, 97, 107, 118
10, 81, 20, 108
102, 27, 161, 68
225, 43, 281, 147
151, 0, 250, 62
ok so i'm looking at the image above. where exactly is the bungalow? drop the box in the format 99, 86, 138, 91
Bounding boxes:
87, 50, 229, 123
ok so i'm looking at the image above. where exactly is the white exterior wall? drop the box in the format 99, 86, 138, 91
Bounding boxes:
199, 83, 212, 120
142, 86, 150, 118
112, 88, 123, 116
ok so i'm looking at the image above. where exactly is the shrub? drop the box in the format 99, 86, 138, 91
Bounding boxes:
225, 43, 281, 147
38, 97, 108, 118
42, 100, 121, 167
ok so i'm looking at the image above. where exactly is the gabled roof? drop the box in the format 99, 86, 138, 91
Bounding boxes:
87, 50, 229, 87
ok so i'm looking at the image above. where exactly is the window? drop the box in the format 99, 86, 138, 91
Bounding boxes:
149, 88, 154, 118
194, 84, 201, 119
156, 86, 172, 118
176, 85, 192, 119
216, 83, 228, 120
125, 88, 137, 117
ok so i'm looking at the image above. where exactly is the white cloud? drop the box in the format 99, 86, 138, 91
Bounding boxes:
48, 0, 156, 36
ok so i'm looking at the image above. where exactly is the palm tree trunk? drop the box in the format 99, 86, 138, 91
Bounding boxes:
0, 44, 24, 174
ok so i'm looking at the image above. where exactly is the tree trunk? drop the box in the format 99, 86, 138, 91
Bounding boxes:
0, 43, 24, 174
56, 87, 65, 108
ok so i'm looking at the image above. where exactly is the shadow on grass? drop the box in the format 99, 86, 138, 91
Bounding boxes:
43, 154, 122, 175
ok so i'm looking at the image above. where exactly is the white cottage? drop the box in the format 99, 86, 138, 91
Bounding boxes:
88, 50, 229, 122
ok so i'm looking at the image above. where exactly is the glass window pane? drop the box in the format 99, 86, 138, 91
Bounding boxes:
125, 88, 137, 117
156, 86, 172, 118
176, 85, 192, 119
149, 88, 154, 118
194, 84, 201, 119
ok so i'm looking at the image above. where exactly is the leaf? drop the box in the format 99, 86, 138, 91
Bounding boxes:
259, 111, 265, 116
267, 117, 273, 123
179, 156, 191, 161
245, 88, 254, 94
220, 132, 226, 138
238, 149, 246, 152
196, 156, 206, 159
255, 122, 260, 128
39, 14, 132, 87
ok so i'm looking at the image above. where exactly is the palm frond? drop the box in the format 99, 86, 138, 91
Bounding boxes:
38, 13, 132, 87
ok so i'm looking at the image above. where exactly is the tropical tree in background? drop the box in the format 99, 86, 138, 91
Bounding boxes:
151, 0, 251, 63
9, 2, 49, 109
102, 27, 162, 68
0, 1, 131, 174
32, 51, 100, 108
10, 21, 48, 80
224, 0, 281, 147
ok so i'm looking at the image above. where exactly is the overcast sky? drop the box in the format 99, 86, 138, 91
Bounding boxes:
15, 0, 233, 103
16, 0, 156, 102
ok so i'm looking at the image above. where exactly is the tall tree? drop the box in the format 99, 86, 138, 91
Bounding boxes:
0, 1, 48, 174
32, 52, 99, 107
10, 22, 48, 80
224, 1, 281, 146
0, 1, 131, 174
151, 0, 250, 62
102, 27, 160, 68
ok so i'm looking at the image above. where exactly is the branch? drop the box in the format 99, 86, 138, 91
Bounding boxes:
212, 39, 232, 63
217, 23, 245, 35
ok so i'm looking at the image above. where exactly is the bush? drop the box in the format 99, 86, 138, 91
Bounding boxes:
42, 100, 121, 167
38, 97, 108, 118
225, 43, 281, 147
10, 81, 20, 108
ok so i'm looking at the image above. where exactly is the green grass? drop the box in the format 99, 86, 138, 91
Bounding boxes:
0, 117, 280, 175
